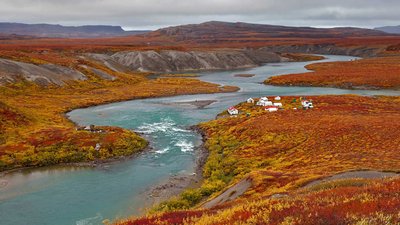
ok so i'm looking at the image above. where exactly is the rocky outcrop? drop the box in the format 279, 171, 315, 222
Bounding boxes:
110, 49, 284, 72
0, 58, 87, 86
85, 53, 132, 73
0, 49, 284, 85
89, 67, 116, 81
1, 44, 383, 86
93, 44, 385, 74
79, 65, 116, 81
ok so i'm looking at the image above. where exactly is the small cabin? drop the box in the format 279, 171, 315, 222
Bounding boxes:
273, 102, 283, 107
274, 96, 281, 101
247, 98, 255, 104
302, 100, 314, 109
257, 97, 273, 106
228, 106, 239, 115
257, 101, 273, 106
265, 106, 279, 112
95, 143, 101, 151
256, 97, 267, 104
84, 125, 95, 131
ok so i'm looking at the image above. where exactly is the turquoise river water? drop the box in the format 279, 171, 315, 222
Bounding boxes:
0, 55, 399, 225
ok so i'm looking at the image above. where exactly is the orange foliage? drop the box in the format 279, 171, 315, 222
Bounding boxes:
0, 30, 400, 54
118, 178, 400, 225
0, 68, 238, 171
199, 95, 400, 197
266, 56, 400, 89
118, 95, 400, 225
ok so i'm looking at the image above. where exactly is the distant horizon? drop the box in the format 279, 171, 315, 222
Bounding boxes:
1, 0, 400, 31
0, 20, 397, 32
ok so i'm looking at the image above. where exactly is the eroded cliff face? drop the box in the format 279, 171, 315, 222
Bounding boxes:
93, 45, 383, 74
109, 49, 284, 73
0, 44, 385, 86
0, 58, 87, 86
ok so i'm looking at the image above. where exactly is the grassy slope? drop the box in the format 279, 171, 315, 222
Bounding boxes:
266, 56, 400, 89
118, 95, 400, 224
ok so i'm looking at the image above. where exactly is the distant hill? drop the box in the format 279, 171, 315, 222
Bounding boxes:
0, 22, 150, 38
375, 25, 400, 34
149, 21, 390, 42
0, 33, 36, 40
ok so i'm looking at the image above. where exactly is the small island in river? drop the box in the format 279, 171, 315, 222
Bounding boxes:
234, 74, 256, 77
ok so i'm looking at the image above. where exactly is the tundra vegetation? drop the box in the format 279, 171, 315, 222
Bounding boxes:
117, 95, 400, 224
1, 21, 400, 224
3, 26, 376, 172
0, 49, 238, 171
118, 178, 400, 225
266, 56, 400, 89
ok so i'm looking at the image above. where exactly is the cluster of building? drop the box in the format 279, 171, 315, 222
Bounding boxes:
227, 96, 314, 116
254, 96, 283, 112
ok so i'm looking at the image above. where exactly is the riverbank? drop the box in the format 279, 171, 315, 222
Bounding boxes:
195, 94, 400, 202
234, 74, 255, 78
143, 126, 209, 208
0, 75, 239, 172
160, 100, 217, 109
119, 94, 400, 224
112, 54, 398, 216
0, 144, 153, 177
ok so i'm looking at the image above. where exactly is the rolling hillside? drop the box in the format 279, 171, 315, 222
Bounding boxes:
149, 21, 390, 43
0, 22, 150, 38
375, 25, 400, 34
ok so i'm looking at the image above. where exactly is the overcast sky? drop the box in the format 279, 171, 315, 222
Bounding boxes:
0, 0, 399, 30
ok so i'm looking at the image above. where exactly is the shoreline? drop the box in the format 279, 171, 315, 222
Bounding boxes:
1, 106, 211, 219
63, 85, 238, 117
0, 82, 239, 174
141, 125, 209, 211
159, 100, 217, 109
234, 74, 256, 78
264, 80, 400, 91
0, 144, 153, 178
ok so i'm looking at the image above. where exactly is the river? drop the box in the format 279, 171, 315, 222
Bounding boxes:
0, 55, 399, 225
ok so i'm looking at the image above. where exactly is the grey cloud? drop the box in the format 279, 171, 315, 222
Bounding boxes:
0, 0, 399, 29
